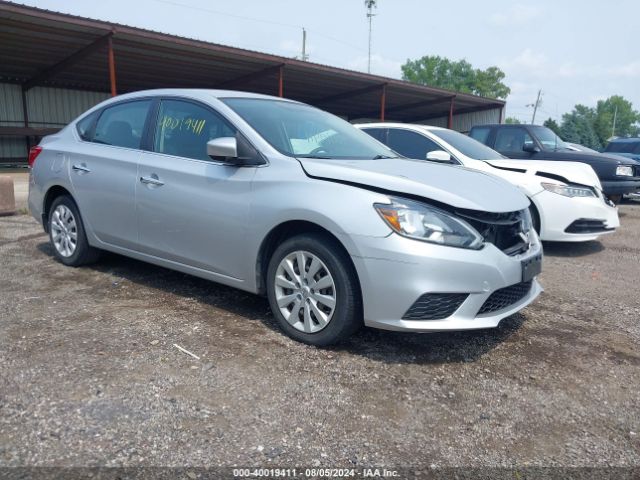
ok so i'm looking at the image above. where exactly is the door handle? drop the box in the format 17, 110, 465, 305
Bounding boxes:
140, 175, 165, 186
72, 164, 91, 173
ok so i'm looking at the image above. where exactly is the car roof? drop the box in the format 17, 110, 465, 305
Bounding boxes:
471, 124, 532, 128
104, 88, 297, 103
609, 137, 640, 143
355, 122, 447, 132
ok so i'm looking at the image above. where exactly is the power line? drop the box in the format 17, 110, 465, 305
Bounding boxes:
150, 0, 368, 54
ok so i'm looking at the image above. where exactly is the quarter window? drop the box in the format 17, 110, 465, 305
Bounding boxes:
76, 111, 98, 141
153, 100, 236, 161
386, 129, 441, 159
93, 100, 152, 149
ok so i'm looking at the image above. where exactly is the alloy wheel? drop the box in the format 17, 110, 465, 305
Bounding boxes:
274, 250, 337, 333
50, 205, 78, 257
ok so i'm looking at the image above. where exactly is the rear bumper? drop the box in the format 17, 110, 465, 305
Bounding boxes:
601, 179, 640, 196
349, 232, 543, 332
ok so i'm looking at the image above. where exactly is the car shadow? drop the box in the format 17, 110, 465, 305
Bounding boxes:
37, 243, 526, 365
542, 240, 604, 257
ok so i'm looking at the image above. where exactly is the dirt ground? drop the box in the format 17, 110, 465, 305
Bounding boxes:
0, 202, 639, 473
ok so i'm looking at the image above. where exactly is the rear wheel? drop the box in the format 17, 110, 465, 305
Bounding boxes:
48, 195, 101, 266
608, 194, 622, 205
266, 233, 362, 346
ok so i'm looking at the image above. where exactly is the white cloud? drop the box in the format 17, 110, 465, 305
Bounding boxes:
611, 61, 640, 77
348, 54, 403, 78
490, 4, 543, 26
510, 48, 548, 71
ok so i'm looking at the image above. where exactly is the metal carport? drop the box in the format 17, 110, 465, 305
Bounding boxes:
0, 0, 505, 163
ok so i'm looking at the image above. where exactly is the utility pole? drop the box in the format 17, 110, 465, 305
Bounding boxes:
611, 105, 618, 138
300, 28, 309, 61
365, 0, 377, 73
528, 89, 542, 124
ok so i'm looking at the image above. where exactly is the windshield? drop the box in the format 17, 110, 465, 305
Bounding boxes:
605, 141, 639, 154
531, 126, 569, 150
429, 129, 504, 160
221, 98, 398, 160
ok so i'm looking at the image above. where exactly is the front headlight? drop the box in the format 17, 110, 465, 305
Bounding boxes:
616, 165, 634, 177
374, 197, 484, 249
542, 182, 596, 198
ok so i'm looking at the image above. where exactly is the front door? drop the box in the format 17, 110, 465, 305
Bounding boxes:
493, 127, 536, 159
136, 98, 255, 280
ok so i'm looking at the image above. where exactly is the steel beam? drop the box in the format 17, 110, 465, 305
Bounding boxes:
314, 83, 386, 105
22, 32, 112, 91
348, 95, 455, 121
448, 96, 456, 129
0, 126, 61, 136
278, 65, 284, 97
214, 64, 284, 89
108, 35, 117, 96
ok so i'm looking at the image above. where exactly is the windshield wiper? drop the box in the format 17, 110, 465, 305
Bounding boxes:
297, 154, 333, 159
372, 154, 398, 159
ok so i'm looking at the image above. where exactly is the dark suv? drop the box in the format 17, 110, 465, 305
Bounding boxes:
469, 124, 640, 202
604, 138, 640, 162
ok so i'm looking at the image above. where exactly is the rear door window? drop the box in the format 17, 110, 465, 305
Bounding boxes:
93, 100, 152, 149
153, 99, 236, 161
360, 127, 387, 143
386, 129, 440, 159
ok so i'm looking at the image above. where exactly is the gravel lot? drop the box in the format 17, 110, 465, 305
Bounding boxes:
1, 202, 639, 473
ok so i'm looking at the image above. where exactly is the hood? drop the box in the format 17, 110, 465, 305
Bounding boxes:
606, 152, 640, 162
549, 149, 639, 166
298, 157, 529, 213
485, 159, 602, 189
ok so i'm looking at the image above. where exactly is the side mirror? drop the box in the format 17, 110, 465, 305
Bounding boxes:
426, 150, 452, 163
523, 142, 540, 153
207, 137, 237, 160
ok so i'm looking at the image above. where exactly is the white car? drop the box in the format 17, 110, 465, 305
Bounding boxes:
357, 123, 619, 242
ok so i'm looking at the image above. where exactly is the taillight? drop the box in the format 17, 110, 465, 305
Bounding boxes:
28, 146, 43, 168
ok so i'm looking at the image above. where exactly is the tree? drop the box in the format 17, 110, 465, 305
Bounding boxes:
401, 56, 510, 99
593, 96, 640, 145
543, 118, 561, 136
559, 105, 602, 150
505, 117, 521, 124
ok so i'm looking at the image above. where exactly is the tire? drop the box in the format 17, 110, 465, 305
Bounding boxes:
48, 195, 101, 267
607, 194, 622, 205
529, 204, 541, 235
266, 233, 362, 346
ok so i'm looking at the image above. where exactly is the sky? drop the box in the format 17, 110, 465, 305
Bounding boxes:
15, 0, 640, 123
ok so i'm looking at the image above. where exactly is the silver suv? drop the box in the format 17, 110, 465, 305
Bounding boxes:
28, 89, 542, 345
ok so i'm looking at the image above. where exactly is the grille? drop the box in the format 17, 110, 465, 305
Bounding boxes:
565, 219, 611, 234
403, 293, 468, 320
456, 209, 530, 256
478, 281, 532, 315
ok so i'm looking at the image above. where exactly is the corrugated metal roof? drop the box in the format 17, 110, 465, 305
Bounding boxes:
0, 0, 504, 122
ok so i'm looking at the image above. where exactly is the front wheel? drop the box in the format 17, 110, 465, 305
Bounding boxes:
266, 233, 362, 346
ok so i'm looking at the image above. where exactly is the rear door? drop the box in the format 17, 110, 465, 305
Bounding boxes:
69, 99, 152, 249
136, 98, 255, 279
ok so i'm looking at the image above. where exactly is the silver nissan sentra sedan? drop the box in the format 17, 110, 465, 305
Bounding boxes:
28, 89, 542, 346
